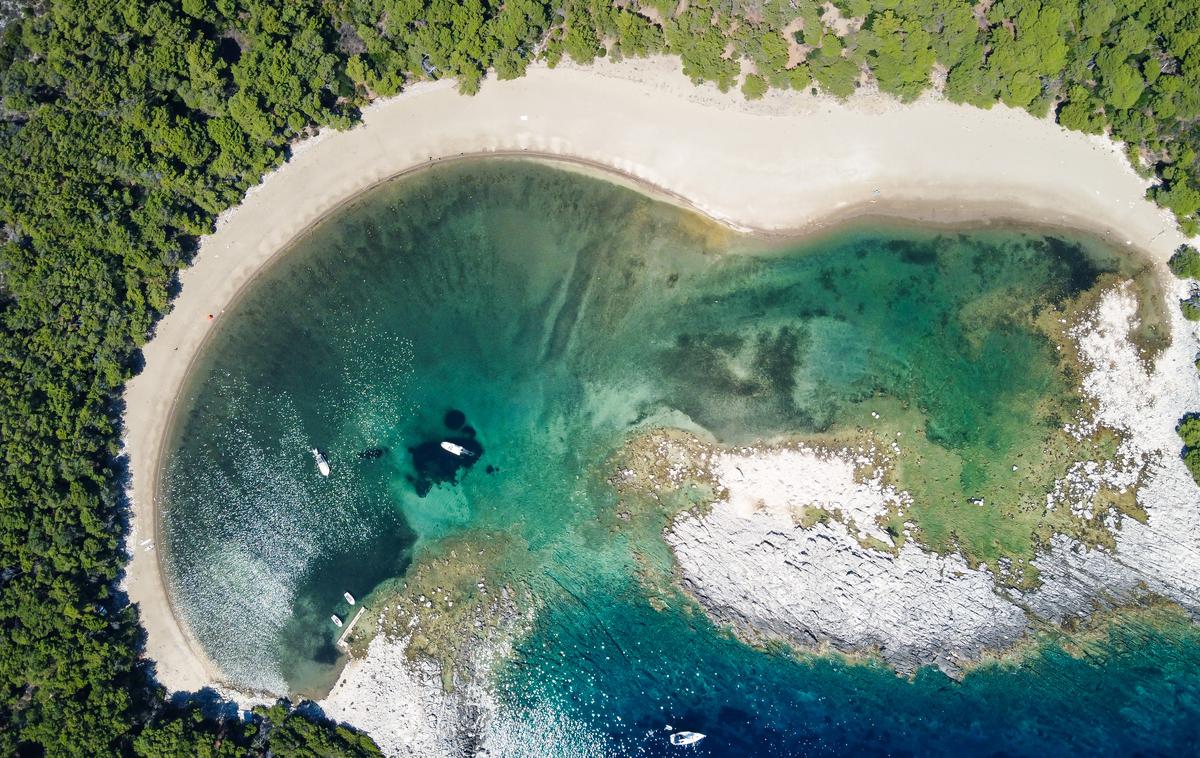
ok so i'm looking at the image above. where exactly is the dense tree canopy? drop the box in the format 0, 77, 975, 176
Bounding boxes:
0, 3, 376, 753
650, 0, 1200, 232
2, 0, 1200, 753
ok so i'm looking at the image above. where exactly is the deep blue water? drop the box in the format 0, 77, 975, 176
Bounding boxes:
500, 581, 1200, 755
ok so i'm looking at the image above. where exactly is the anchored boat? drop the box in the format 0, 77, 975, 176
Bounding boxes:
440, 441, 472, 457
669, 731, 706, 747
311, 448, 331, 477
344, 591, 356, 605
331, 614, 343, 628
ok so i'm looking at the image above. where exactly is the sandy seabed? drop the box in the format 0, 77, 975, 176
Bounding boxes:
120, 54, 1198, 743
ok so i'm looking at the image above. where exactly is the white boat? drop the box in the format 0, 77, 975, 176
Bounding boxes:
669, 731, 706, 747
312, 448, 331, 477
440, 441, 472, 457
331, 614, 343, 627
343, 592, 356, 605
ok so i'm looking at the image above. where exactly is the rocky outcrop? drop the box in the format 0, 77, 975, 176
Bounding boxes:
1020, 535, 1153, 623
1028, 282, 1200, 621
670, 512, 1029, 676
322, 635, 493, 756
666, 283, 1200, 678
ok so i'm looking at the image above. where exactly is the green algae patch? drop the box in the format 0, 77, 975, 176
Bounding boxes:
796, 505, 836, 529
868, 404, 1133, 587
347, 532, 531, 691
606, 429, 727, 521
852, 274, 1166, 583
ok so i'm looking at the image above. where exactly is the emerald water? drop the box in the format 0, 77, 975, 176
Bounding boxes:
160, 160, 1199, 753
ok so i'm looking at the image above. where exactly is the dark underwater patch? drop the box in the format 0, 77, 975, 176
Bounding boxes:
407, 410, 484, 496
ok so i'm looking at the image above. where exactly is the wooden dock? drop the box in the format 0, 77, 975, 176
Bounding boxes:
336, 607, 366, 649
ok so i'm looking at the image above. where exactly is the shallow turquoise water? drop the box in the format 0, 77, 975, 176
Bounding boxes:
160, 160, 1198, 752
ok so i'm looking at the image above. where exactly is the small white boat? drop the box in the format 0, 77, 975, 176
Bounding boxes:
669, 731, 706, 747
440, 441, 472, 457
312, 448, 331, 477
331, 614, 343, 627
343, 592, 356, 606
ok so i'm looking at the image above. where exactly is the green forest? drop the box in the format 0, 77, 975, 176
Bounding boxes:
2, 0, 1199, 754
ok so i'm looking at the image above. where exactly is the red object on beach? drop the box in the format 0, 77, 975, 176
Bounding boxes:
207, 314, 214, 320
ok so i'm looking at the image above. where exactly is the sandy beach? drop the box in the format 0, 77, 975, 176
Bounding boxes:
122, 54, 1197, 695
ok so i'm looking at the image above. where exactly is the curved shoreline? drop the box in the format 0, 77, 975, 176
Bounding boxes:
122, 55, 1196, 695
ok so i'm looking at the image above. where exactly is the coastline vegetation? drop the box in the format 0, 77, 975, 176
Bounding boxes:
1, 0, 1199, 753
132, 701, 382, 758
1170, 244, 1200, 320
1168, 244, 1200, 279
1167, 244, 1200, 484
1178, 415, 1200, 483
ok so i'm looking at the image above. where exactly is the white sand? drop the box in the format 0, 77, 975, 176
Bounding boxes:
122, 54, 1197, 695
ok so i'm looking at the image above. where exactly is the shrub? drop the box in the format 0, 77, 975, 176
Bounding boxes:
1169, 245, 1200, 279
742, 73, 769, 100
1186, 447, 1200, 485
1178, 415, 1200, 486
1181, 294, 1200, 321
1179, 415, 1200, 449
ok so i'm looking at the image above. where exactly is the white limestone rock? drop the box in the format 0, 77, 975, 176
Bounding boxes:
668, 448, 1029, 677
